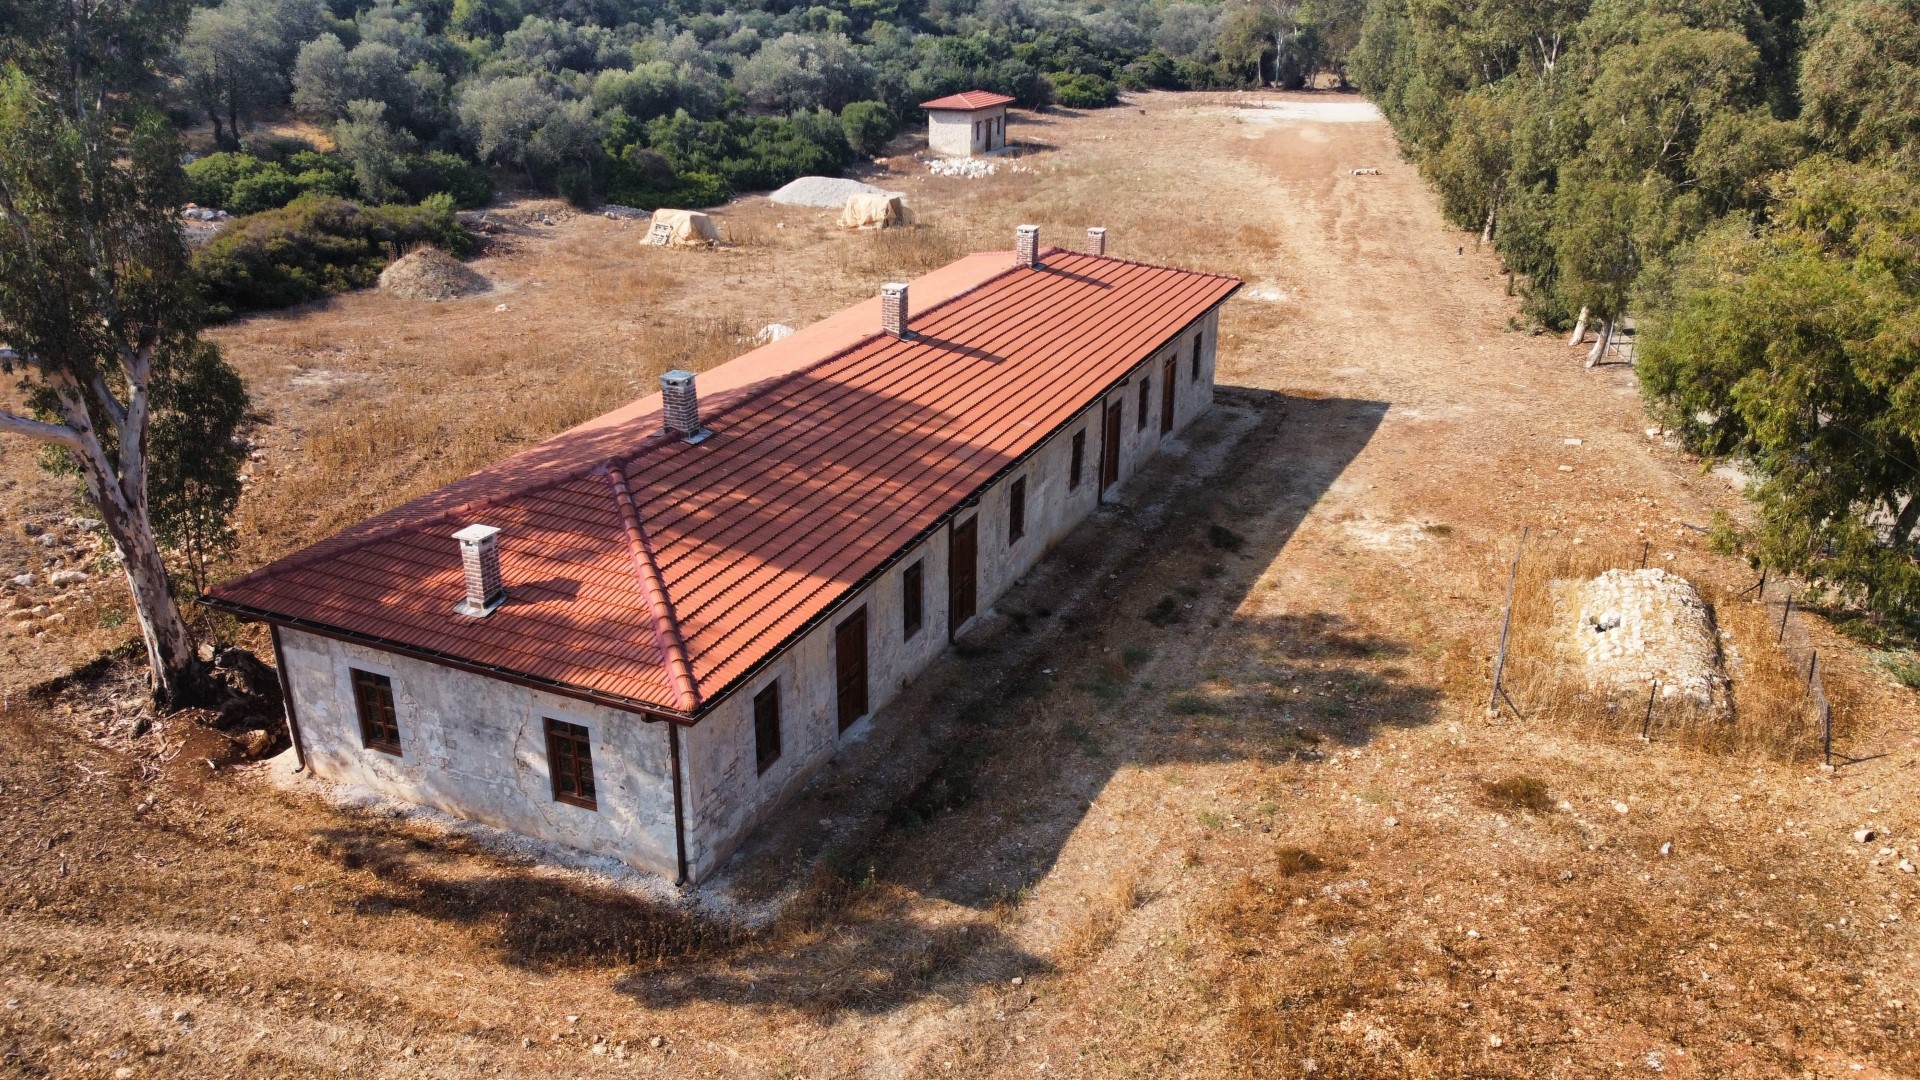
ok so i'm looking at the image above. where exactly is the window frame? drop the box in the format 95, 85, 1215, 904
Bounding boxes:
902, 559, 924, 638
1069, 429, 1086, 490
1137, 376, 1150, 430
544, 717, 598, 810
753, 682, 782, 774
1192, 332, 1203, 381
1009, 476, 1027, 544
350, 667, 402, 756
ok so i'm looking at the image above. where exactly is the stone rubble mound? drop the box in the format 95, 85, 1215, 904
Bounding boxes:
1555, 568, 1729, 709
378, 246, 491, 301
768, 176, 900, 208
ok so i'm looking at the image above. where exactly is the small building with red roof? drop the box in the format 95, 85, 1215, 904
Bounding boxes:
921, 90, 1016, 157
205, 225, 1240, 885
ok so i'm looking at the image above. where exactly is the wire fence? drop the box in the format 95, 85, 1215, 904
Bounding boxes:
1488, 534, 1845, 764
1739, 569, 1839, 765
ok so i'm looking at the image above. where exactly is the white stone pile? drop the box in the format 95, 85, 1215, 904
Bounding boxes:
1555, 568, 1729, 709
926, 157, 997, 178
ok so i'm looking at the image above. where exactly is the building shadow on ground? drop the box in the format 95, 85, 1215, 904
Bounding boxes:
301, 386, 1418, 1016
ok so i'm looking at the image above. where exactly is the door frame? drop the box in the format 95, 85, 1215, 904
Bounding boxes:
1100, 395, 1123, 498
834, 606, 868, 732
948, 514, 978, 640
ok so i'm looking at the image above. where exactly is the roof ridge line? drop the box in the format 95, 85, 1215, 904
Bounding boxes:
668, 255, 1029, 440
1068, 248, 1242, 282
215, 460, 621, 591
603, 461, 701, 714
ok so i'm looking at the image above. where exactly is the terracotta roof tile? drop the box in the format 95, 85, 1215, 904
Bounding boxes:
919, 90, 1017, 111
208, 248, 1241, 717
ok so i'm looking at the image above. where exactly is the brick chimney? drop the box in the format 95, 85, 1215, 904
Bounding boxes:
1086, 226, 1107, 256
1016, 224, 1041, 268
452, 524, 506, 617
660, 369, 710, 443
881, 282, 911, 339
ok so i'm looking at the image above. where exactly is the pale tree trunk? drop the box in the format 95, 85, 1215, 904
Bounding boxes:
88, 460, 200, 705
1480, 205, 1496, 246
1568, 306, 1589, 346
0, 366, 201, 704
1585, 320, 1613, 367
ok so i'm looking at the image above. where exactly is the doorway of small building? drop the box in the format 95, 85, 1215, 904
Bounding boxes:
1161, 356, 1177, 434
1101, 398, 1123, 494
835, 606, 868, 732
949, 516, 977, 637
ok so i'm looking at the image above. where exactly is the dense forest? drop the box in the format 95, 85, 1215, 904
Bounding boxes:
1353, 0, 1920, 629
165, 0, 1364, 215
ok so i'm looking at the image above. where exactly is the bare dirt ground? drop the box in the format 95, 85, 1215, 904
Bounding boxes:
4, 92, 1920, 1078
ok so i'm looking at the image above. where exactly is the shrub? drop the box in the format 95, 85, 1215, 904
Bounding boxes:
185, 151, 358, 214
1480, 775, 1553, 813
403, 150, 492, 208
1047, 72, 1119, 109
840, 99, 895, 156
1273, 847, 1325, 876
194, 194, 472, 320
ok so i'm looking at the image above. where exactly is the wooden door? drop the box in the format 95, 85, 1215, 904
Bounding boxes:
949, 517, 977, 636
1161, 356, 1176, 433
835, 607, 868, 731
1100, 399, 1123, 492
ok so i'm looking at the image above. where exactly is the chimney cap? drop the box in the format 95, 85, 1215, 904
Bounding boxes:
453, 523, 501, 543
661, 368, 696, 385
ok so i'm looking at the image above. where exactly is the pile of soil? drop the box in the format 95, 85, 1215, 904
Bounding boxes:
378, 246, 491, 301
1555, 568, 1729, 708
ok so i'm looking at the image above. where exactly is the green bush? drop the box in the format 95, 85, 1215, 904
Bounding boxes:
185, 152, 358, 214
402, 150, 493, 208
1047, 72, 1119, 109
194, 194, 473, 320
840, 100, 895, 156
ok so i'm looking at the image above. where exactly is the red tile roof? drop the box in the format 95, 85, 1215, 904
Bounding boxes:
920, 90, 1017, 111
208, 248, 1241, 719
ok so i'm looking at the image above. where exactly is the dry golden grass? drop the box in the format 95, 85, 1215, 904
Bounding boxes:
6, 93, 1919, 1080
1498, 537, 1831, 759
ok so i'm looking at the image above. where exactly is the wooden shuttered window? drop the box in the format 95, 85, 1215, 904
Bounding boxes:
351, 668, 401, 755
754, 682, 781, 773
545, 718, 597, 809
903, 560, 924, 638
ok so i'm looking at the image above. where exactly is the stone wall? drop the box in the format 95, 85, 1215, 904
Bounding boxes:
927, 107, 1005, 157
278, 628, 681, 877
276, 305, 1223, 884
676, 306, 1221, 880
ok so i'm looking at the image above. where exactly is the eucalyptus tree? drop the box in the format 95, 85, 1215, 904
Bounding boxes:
0, 1, 247, 703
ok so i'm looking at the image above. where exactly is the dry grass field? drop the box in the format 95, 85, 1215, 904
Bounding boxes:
4, 92, 1920, 1078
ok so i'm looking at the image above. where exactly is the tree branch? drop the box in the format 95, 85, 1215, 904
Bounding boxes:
0, 407, 85, 450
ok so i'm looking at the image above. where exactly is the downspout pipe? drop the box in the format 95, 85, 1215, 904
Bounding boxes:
668, 721, 689, 886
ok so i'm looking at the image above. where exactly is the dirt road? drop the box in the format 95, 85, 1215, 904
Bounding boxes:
2, 93, 1917, 1079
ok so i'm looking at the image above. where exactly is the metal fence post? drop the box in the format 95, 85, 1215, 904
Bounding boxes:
1488, 527, 1530, 717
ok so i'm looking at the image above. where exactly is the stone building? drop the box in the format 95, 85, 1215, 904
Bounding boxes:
921, 90, 1015, 157
206, 226, 1241, 885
